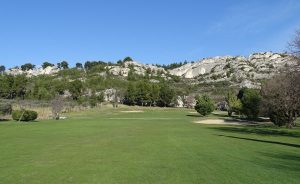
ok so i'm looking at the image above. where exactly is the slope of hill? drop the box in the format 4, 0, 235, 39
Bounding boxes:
4, 52, 296, 89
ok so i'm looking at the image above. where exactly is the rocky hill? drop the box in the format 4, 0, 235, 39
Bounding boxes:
5, 61, 167, 78
169, 52, 295, 88
5, 52, 296, 88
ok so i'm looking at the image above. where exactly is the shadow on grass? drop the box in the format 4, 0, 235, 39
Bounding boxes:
186, 114, 203, 117
186, 112, 229, 118
217, 134, 300, 148
258, 152, 300, 171
0, 119, 10, 121
211, 126, 300, 138
211, 112, 229, 118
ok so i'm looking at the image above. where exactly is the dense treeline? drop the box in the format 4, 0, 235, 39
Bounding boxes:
123, 81, 175, 107
0, 60, 179, 107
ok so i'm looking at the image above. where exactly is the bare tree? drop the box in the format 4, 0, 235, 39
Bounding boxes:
184, 95, 196, 109
261, 29, 300, 128
261, 72, 300, 128
261, 30, 300, 128
288, 29, 300, 71
289, 29, 300, 56
51, 96, 64, 120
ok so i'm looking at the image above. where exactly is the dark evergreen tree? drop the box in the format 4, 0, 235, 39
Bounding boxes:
42, 62, 54, 69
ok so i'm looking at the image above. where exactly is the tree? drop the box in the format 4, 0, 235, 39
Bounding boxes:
150, 84, 160, 106
21, 63, 35, 71
159, 83, 175, 107
136, 81, 151, 106
261, 68, 300, 128
89, 91, 104, 107
42, 62, 54, 69
127, 68, 136, 81
89, 92, 98, 108
51, 95, 64, 120
289, 29, 300, 56
124, 82, 136, 105
68, 80, 83, 100
0, 65, 5, 74
97, 92, 105, 104
123, 57, 133, 62
37, 87, 52, 100
185, 95, 195, 109
60, 61, 69, 69
194, 94, 215, 116
225, 90, 242, 116
237, 88, 261, 119
76, 62, 83, 69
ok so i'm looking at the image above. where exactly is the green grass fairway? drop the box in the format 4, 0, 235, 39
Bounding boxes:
0, 107, 299, 184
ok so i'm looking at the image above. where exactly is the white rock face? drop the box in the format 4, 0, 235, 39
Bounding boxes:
169, 56, 244, 79
6, 66, 60, 76
169, 52, 294, 81
107, 61, 166, 77
239, 80, 260, 89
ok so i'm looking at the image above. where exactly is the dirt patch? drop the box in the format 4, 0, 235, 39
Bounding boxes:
120, 111, 144, 113
194, 119, 268, 125
109, 118, 181, 120
194, 119, 241, 125
188, 112, 198, 114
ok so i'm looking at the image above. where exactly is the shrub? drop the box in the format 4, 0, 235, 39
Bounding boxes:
225, 90, 242, 116
269, 110, 289, 127
237, 88, 262, 119
12, 110, 38, 121
0, 103, 12, 116
195, 95, 215, 116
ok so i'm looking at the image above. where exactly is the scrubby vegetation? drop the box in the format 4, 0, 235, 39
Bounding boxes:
0, 102, 12, 118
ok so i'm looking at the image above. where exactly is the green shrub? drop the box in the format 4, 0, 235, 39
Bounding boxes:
12, 110, 38, 121
269, 110, 289, 127
0, 103, 12, 115
225, 90, 242, 116
195, 95, 215, 116
237, 88, 262, 119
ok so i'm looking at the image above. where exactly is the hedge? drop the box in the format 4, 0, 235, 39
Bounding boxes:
12, 110, 38, 121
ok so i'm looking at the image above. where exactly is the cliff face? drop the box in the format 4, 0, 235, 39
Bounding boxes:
169, 52, 292, 79
168, 52, 296, 88
106, 61, 166, 77
6, 66, 60, 76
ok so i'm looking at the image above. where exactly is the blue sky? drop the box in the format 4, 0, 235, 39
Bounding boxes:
0, 0, 299, 68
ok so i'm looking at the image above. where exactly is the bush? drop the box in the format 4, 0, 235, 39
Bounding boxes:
195, 95, 215, 116
0, 103, 12, 116
238, 88, 261, 119
225, 90, 242, 116
12, 110, 38, 121
269, 110, 289, 127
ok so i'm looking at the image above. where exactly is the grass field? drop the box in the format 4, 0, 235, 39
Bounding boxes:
0, 106, 299, 184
